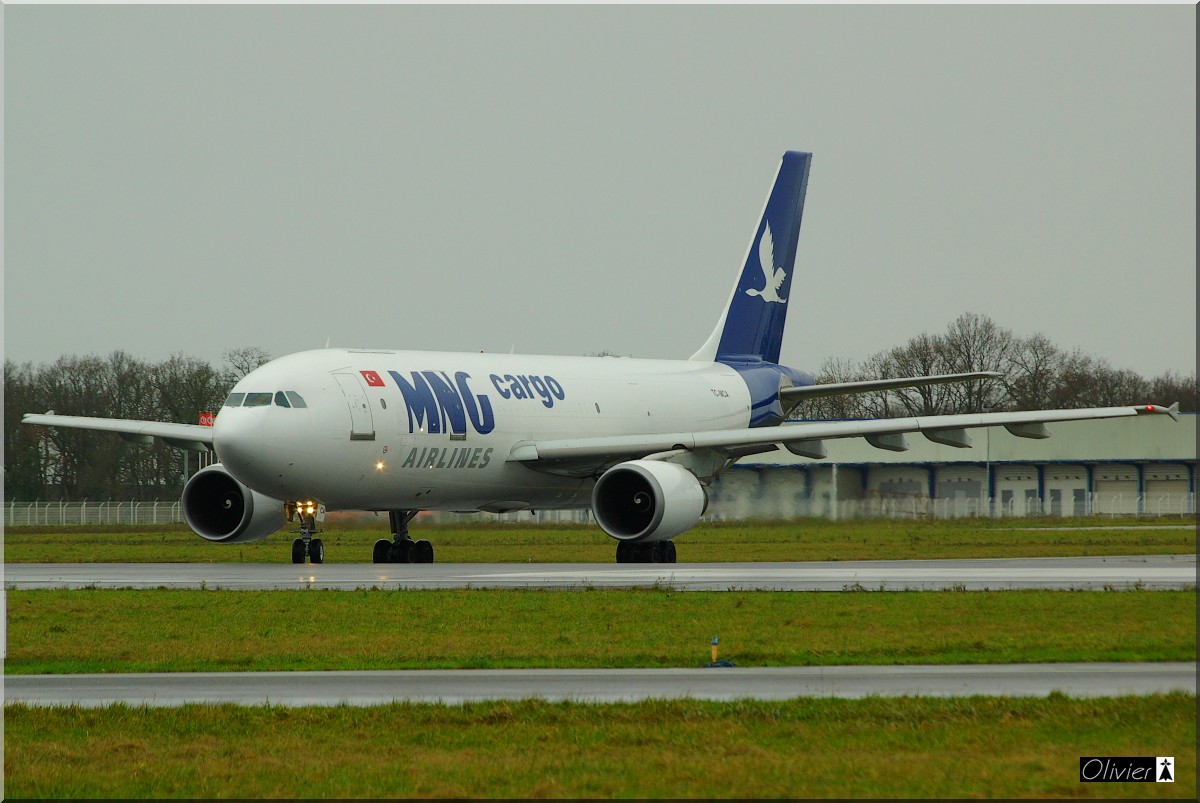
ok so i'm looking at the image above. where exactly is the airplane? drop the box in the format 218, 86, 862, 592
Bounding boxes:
23, 151, 1178, 565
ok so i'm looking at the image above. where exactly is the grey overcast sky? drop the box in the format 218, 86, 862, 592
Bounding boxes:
4, 4, 1196, 378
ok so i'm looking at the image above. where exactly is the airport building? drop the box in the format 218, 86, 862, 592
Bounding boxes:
706, 412, 1197, 520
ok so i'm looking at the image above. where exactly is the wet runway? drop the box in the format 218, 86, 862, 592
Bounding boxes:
7, 663, 1194, 707
7, 557, 1193, 708
4, 554, 1195, 591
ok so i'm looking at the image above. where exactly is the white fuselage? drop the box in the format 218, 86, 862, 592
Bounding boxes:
213, 349, 754, 512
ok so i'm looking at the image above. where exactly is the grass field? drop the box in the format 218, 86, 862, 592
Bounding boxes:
6, 695, 1195, 798
5, 519, 1195, 798
6, 587, 1194, 674
4, 516, 1195, 563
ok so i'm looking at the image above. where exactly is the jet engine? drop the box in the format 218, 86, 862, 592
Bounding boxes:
591, 460, 708, 542
182, 464, 286, 543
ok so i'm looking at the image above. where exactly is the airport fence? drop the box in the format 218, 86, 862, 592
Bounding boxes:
4, 493, 1194, 528
5, 500, 184, 527
804, 492, 1197, 521
430, 492, 1196, 524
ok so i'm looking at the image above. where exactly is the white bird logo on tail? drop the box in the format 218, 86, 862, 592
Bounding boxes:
744, 221, 787, 303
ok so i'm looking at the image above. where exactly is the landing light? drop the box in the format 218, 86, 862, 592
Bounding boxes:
288, 499, 325, 524
376, 461, 385, 471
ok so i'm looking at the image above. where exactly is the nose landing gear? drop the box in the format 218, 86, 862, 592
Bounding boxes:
373, 510, 435, 564
288, 501, 325, 564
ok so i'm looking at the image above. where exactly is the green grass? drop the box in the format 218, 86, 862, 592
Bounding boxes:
6, 588, 1194, 674
3, 516, 1195, 563
6, 520, 1195, 799
5, 695, 1195, 798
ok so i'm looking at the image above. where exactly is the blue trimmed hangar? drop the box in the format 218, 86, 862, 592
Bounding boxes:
706, 412, 1196, 519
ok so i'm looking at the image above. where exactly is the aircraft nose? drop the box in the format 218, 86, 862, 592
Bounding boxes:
213, 410, 264, 471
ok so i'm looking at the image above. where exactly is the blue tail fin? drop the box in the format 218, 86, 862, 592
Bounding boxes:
690, 151, 812, 365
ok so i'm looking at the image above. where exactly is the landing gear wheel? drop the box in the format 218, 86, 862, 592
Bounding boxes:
616, 542, 634, 563
660, 541, 677, 564
413, 539, 434, 564
379, 511, 436, 565
648, 542, 664, 563
373, 539, 392, 564
388, 539, 412, 563
289, 509, 324, 564
380, 510, 437, 565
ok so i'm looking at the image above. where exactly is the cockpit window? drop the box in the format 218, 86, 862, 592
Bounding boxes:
230, 391, 305, 409
243, 392, 273, 407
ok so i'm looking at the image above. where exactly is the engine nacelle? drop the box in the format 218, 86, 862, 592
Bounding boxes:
182, 464, 286, 544
591, 460, 708, 542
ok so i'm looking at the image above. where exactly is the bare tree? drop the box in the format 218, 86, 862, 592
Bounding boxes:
938, 313, 1014, 412
1148, 372, 1199, 412
153, 354, 227, 425
1005, 332, 1061, 410
9, 352, 234, 500
32, 355, 121, 499
880, 332, 952, 415
4, 360, 46, 499
223, 346, 272, 384
788, 357, 868, 420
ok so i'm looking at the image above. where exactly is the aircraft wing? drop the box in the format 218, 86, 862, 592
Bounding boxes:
779, 371, 1001, 402
508, 403, 1179, 471
21, 413, 214, 452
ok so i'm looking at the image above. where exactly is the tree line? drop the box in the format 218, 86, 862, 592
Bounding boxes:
5, 348, 269, 502
4, 318, 1195, 501
789, 313, 1197, 420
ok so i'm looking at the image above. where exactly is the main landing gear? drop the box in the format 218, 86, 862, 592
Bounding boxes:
615, 540, 677, 564
291, 510, 325, 565
373, 510, 435, 564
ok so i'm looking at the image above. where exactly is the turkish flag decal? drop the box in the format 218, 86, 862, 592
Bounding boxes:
361, 370, 385, 387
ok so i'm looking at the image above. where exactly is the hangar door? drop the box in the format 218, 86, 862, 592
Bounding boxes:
1145, 464, 1191, 515
1093, 466, 1137, 515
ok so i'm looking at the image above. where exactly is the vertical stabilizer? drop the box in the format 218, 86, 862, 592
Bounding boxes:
690, 151, 812, 364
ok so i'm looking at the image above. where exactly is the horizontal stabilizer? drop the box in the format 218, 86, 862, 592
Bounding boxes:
780, 371, 1001, 402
